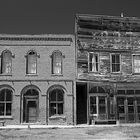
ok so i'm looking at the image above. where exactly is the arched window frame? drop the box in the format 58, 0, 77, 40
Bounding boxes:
0, 87, 13, 117
49, 87, 64, 117
21, 85, 40, 123
0, 50, 15, 75
25, 50, 40, 75
51, 50, 65, 75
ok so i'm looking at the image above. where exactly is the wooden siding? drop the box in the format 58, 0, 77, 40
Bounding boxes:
76, 15, 140, 83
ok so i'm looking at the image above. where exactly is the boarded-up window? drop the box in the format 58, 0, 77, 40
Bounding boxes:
52, 51, 62, 74
89, 53, 99, 72
0, 88, 12, 116
1, 51, 12, 74
111, 54, 120, 72
133, 55, 140, 73
27, 51, 37, 74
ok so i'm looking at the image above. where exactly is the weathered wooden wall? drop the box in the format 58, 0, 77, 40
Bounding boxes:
76, 15, 140, 83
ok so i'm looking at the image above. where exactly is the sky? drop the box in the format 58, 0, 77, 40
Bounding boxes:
0, 0, 140, 34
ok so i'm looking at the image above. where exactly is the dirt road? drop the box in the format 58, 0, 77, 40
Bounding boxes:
0, 125, 140, 140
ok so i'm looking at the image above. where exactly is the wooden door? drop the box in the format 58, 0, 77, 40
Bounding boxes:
26, 99, 38, 123
117, 97, 126, 123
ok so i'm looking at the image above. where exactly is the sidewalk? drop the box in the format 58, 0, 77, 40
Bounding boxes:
0, 124, 118, 129
1, 123, 140, 129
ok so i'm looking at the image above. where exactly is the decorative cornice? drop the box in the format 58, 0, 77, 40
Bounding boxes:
0, 37, 73, 42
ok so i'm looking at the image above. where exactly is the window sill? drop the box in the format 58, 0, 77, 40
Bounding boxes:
0, 116, 13, 119
88, 71, 100, 74
111, 72, 121, 74
25, 74, 38, 76
51, 74, 63, 77
132, 73, 140, 75
49, 115, 66, 120
0, 74, 12, 76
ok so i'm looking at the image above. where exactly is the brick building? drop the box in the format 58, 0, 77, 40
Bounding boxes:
0, 34, 76, 125
75, 14, 140, 124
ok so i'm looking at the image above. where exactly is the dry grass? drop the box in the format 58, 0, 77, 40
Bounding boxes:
0, 126, 140, 139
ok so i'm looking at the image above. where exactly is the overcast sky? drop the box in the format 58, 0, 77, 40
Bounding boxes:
0, 0, 140, 34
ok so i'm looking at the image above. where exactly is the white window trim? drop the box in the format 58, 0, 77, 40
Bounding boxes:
0, 50, 15, 75
0, 88, 13, 117
89, 95, 107, 117
88, 52, 100, 73
132, 54, 140, 74
110, 53, 121, 73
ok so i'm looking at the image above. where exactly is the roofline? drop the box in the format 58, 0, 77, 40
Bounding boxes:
0, 34, 74, 42
75, 13, 140, 21
0, 34, 74, 37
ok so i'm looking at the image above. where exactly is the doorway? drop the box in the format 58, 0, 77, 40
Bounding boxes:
89, 95, 107, 120
76, 83, 87, 124
22, 88, 39, 123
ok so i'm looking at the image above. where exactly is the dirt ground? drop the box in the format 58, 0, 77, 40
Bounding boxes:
0, 125, 140, 140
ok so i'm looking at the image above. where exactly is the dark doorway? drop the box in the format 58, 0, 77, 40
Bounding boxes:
76, 83, 87, 124
26, 100, 37, 123
23, 89, 39, 123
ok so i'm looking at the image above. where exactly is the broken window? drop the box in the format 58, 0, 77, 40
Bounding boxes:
89, 53, 99, 72
111, 54, 120, 72
0, 88, 12, 116
27, 51, 37, 74
49, 88, 64, 116
133, 55, 140, 73
1, 50, 12, 74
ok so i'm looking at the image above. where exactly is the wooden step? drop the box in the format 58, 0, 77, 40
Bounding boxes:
94, 120, 117, 125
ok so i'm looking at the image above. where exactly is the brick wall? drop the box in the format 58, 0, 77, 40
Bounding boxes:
0, 34, 76, 125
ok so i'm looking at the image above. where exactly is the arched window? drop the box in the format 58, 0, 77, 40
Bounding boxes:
89, 86, 105, 93
1, 50, 12, 74
52, 51, 62, 75
0, 88, 12, 116
49, 88, 64, 116
26, 51, 37, 74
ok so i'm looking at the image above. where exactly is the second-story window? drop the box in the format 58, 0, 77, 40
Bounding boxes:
133, 55, 140, 73
111, 54, 121, 72
52, 51, 62, 75
89, 53, 99, 72
1, 50, 12, 74
27, 51, 37, 74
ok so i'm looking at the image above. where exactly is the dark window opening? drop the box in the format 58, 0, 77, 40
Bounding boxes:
111, 54, 120, 72
0, 88, 12, 116
49, 89, 64, 116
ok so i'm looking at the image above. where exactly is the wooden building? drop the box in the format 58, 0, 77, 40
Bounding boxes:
75, 14, 140, 124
